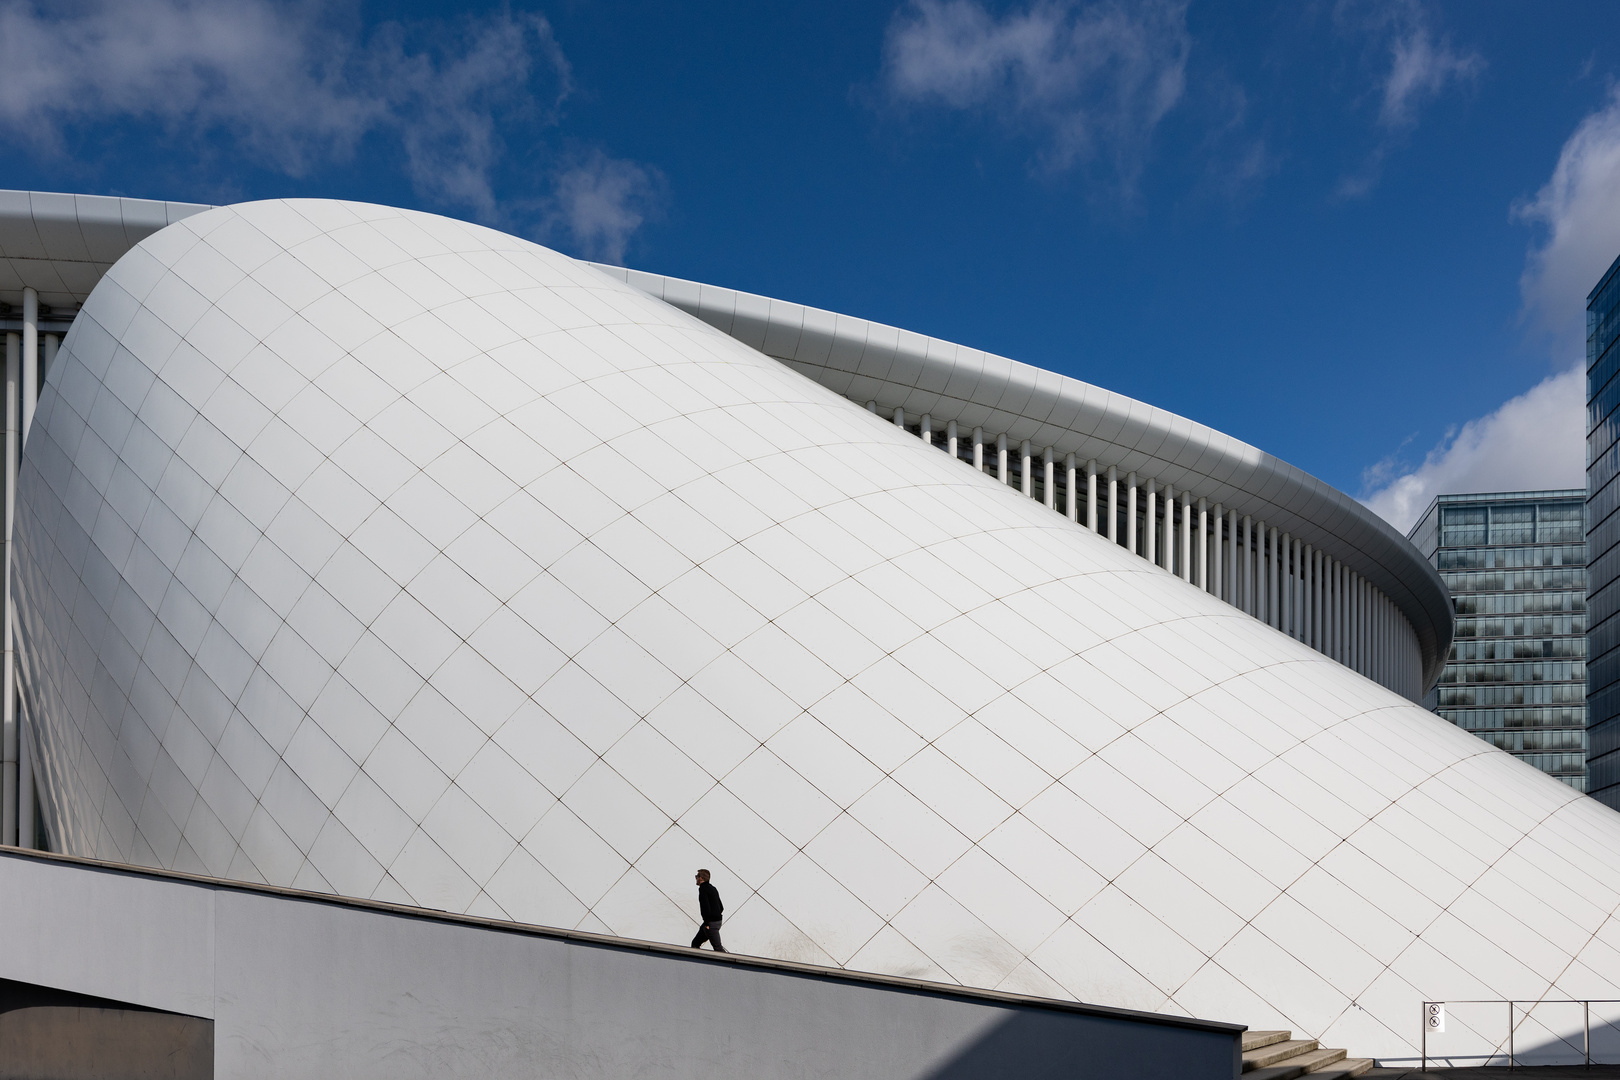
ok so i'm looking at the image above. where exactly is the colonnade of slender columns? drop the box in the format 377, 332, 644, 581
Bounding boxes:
880, 405, 1424, 699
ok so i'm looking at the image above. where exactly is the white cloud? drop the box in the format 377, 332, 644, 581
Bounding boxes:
0, 0, 570, 217
882, 0, 1189, 185
1516, 85, 1620, 359
1335, 0, 1481, 199
1360, 49, 1620, 534
1377, 17, 1481, 130
547, 151, 664, 265
1361, 366, 1584, 535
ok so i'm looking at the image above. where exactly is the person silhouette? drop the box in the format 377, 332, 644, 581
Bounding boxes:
690, 869, 726, 952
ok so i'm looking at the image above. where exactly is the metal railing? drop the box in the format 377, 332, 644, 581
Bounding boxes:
1422, 1000, 1620, 1070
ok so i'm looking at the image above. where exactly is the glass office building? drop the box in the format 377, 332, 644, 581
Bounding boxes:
1409, 491, 1588, 789
1589, 253, 1620, 808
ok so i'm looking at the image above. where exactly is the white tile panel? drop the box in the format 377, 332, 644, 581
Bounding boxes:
15, 198, 1620, 1068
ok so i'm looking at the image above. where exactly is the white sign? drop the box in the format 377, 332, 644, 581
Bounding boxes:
1426, 1003, 1446, 1033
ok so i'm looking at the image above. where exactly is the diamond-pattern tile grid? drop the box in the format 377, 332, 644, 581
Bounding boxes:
13, 199, 1620, 1067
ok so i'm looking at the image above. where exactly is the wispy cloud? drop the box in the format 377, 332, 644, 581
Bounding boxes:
0, 1, 572, 215
1360, 367, 1583, 534
1336, 0, 1481, 198
0, 0, 661, 257
882, 0, 1189, 189
547, 151, 665, 265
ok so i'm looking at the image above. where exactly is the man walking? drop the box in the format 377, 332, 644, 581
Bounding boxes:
690, 869, 726, 952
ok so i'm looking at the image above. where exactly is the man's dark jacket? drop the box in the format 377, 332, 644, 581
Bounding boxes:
698, 881, 723, 923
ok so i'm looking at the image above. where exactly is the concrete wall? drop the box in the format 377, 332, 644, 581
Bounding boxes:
0, 849, 1242, 1079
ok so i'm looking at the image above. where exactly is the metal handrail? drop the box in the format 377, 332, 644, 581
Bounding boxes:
1422, 1000, 1620, 1070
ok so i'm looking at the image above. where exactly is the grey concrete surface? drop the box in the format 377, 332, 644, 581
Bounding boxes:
0, 848, 1242, 1079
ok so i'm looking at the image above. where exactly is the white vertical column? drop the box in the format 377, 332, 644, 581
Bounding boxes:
1066, 454, 1078, 522
1086, 460, 1097, 531
920, 413, 932, 445
1228, 509, 1238, 606
1354, 574, 1364, 673
973, 427, 985, 472
1180, 491, 1193, 583
16, 707, 30, 849
1021, 440, 1033, 497
1, 331, 16, 847
1212, 503, 1224, 600
1106, 465, 1118, 543
1163, 484, 1176, 572
1267, 526, 1279, 628
1292, 537, 1302, 639
1338, 565, 1347, 664
1242, 515, 1253, 615
894, 406, 905, 430
1145, 480, 1158, 565
867, 401, 878, 413
997, 434, 1009, 485
21, 286, 37, 445
1280, 533, 1293, 636
1126, 473, 1138, 556
1306, 546, 1317, 649
1043, 447, 1055, 511
947, 419, 958, 460
1197, 498, 1209, 591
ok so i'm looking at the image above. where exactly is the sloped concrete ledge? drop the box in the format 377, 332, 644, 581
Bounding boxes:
0, 847, 1242, 1079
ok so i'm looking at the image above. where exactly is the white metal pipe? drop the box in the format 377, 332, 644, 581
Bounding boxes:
1106, 465, 1118, 542
1181, 491, 1193, 583
1197, 498, 1208, 591
1, 331, 16, 846
17, 713, 30, 849
1086, 460, 1098, 531
21, 287, 36, 446
1066, 454, 1078, 523
1267, 525, 1279, 628
1242, 515, 1253, 615
1126, 473, 1138, 555
1164, 484, 1175, 572
1145, 480, 1158, 565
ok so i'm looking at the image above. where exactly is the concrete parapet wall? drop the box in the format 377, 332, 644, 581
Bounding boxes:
0, 849, 1240, 1079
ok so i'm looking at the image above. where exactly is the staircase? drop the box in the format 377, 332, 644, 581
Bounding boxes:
1242, 1030, 1373, 1079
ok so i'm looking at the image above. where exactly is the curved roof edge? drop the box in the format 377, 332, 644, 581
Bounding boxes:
0, 189, 212, 311
590, 262, 1454, 691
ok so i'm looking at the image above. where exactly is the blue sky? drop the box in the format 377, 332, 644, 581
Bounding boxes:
0, 0, 1611, 531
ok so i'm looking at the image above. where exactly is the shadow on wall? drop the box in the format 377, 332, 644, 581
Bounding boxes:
0, 977, 212, 1080
919, 1006, 1239, 1080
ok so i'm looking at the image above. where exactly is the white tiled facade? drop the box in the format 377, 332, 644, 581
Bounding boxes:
14, 199, 1620, 1066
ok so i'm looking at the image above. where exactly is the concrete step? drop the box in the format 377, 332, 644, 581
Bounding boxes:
1246, 1046, 1347, 1080
1243, 1030, 1294, 1052
1244, 1038, 1320, 1071
1305, 1059, 1373, 1079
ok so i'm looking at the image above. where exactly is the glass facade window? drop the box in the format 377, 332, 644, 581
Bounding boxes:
1410, 491, 1588, 790
1589, 253, 1620, 808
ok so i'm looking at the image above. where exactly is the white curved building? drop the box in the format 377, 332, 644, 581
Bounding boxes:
4, 194, 1619, 1067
